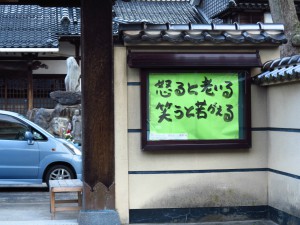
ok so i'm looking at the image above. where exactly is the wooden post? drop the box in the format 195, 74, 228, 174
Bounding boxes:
27, 69, 33, 111
81, 0, 116, 211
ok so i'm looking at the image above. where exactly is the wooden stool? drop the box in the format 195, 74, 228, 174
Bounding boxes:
49, 179, 83, 218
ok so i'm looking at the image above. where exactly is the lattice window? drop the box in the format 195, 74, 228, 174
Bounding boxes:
0, 76, 28, 115
0, 75, 65, 115
33, 76, 65, 109
239, 12, 264, 24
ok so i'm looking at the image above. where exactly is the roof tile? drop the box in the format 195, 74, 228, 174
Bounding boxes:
119, 23, 287, 45
0, 1, 288, 49
253, 55, 300, 85
0, 5, 80, 49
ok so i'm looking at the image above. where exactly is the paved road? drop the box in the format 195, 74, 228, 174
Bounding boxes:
0, 185, 79, 222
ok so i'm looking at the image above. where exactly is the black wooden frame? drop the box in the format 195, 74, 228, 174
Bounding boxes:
141, 69, 252, 151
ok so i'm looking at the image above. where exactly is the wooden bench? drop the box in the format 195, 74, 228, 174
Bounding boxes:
49, 179, 83, 218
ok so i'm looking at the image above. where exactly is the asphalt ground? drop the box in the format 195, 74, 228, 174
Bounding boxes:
0, 184, 79, 223
0, 185, 277, 225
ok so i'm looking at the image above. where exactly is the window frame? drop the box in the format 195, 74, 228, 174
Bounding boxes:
141, 69, 252, 151
0, 114, 29, 141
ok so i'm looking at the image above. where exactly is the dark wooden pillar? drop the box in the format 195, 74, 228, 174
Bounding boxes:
27, 70, 33, 111
81, 0, 115, 210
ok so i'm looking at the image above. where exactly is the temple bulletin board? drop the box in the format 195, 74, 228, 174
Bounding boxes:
147, 72, 240, 141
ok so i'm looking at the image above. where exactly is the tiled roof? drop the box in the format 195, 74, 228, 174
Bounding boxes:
199, 0, 270, 22
0, 1, 288, 49
119, 23, 287, 45
252, 55, 300, 86
0, 0, 206, 49
114, 0, 202, 24
198, 0, 231, 23
113, 0, 206, 35
0, 5, 80, 49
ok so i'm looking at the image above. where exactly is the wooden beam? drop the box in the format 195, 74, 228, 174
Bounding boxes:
27, 69, 33, 111
81, 0, 115, 210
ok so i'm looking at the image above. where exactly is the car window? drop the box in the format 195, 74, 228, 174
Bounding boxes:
0, 115, 28, 140
32, 128, 47, 141
16, 113, 55, 139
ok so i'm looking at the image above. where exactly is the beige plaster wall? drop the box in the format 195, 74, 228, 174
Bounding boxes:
268, 173, 300, 218
114, 47, 130, 224
128, 132, 267, 171
267, 82, 300, 217
268, 83, 300, 129
114, 46, 279, 224
129, 172, 268, 209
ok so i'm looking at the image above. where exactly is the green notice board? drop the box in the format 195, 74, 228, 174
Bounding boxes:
148, 72, 239, 140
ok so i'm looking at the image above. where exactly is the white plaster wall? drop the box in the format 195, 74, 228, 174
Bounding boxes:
32, 60, 67, 74
267, 82, 300, 217
129, 172, 268, 209
268, 173, 300, 218
114, 47, 130, 224
114, 47, 279, 223
268, 132, 300, 175
125, 49, 273, 212
128, 132, 267, 171
128, 130, 269, 209
267, 82, 300, 174
33, 42, 79, 74
267, 82, 300, 128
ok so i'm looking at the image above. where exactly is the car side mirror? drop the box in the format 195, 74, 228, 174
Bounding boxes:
25, 131, 34, 145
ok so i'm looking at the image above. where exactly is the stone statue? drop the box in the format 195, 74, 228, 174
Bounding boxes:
71, 109, 82, 144
48, 117, 69, 137
65, 57, 81, 92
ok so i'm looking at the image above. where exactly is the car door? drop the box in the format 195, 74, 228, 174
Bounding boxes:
0, 114, 40, 180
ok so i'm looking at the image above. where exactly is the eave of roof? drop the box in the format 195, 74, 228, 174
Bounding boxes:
252, 55, 300, 86
119, 22, 287, 45
0, 0, 80, 7
0, 48, 59, 52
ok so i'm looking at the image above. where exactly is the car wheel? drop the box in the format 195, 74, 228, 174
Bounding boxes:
45, 165, 75, 186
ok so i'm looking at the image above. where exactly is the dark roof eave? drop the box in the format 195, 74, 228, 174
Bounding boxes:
0, 0, 81, 7
128, 52, 262, 68
59, 35, 81, 41
212, 4, 270, 19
